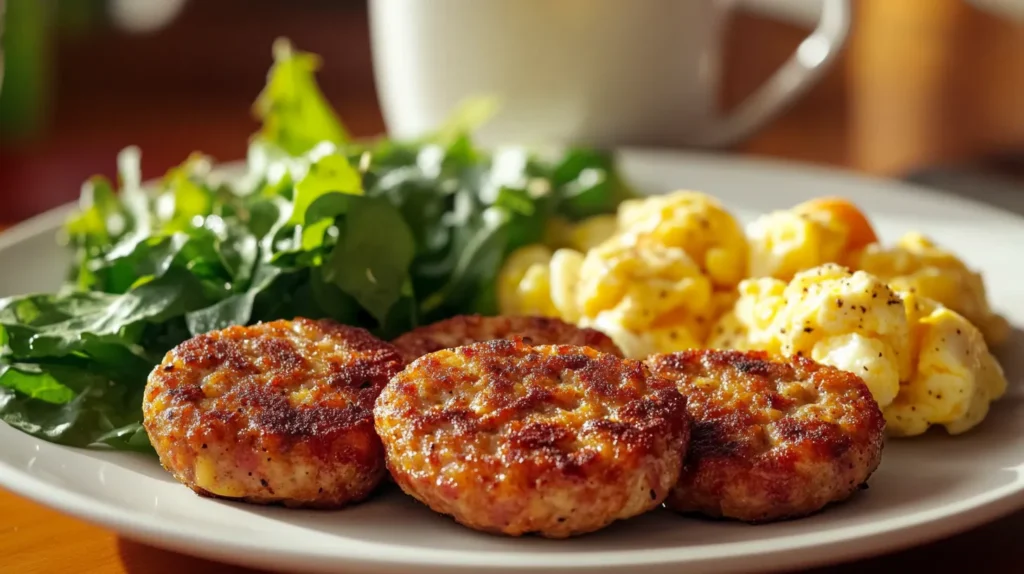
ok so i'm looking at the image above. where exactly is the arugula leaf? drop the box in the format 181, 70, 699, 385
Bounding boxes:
184, 263, 283, 335
253, 38, 349, 156
547, 148, 636, 220
65, 176, 125, 247
290, 149, 363, 224
324, 197, 416, 326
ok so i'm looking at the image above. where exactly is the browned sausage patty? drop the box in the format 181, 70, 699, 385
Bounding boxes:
375, 339, 689, 538
390, 314, 623, 364
645, 349, 885, 523
142, 318, 403, 508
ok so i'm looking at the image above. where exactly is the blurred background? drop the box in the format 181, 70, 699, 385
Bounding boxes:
1, 0, 1023, 224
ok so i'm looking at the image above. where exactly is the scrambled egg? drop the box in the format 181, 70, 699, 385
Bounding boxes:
884, 290, 1008, 436
498, 236, 714, 358
497, 244, 557, 318
853, 232, 1010, 347
573, 234, 718, 358
709, 264, 910, 407
498, 192, 746, 358
710, 263, 1008, 435
746, 197, 879, 280
617, 191, 748, 289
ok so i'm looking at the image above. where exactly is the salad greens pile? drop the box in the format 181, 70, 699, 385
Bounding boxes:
0, 40, 636, 453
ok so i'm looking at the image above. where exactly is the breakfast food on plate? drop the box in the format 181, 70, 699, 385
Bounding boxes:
498, 191, 746, 358
709, 264, 1008, 435
374, 339, 690, 537
745, 198, 1007, 348
142, 318, 403, 508
646, 349, 885, 523
708, 264, 912, 408
390, 314, 622, 364
575, 234, 717, 358
617, 191, 749, 289
852, 232, 1010, 347
880, 290, 1007, 436
746, 197, 878, 280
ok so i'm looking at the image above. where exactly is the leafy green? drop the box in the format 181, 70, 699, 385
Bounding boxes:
253, 39, 349, 155
323, 197, 417, 323
0, 38, 637, 453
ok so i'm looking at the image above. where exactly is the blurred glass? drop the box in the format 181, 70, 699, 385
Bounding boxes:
0, 0, 53, 141
1, 0, 6, 96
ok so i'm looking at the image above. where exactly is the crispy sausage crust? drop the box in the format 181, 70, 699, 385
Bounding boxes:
142, 318, 403, 508
391, 314, 623, 364
645, 349, 885, 523
375, 339, 689, 538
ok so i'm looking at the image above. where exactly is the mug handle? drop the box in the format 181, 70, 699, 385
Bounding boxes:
695, 0, 851, 147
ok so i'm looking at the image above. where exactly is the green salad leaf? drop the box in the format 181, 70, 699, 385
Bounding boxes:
253, 39, 349, 155
0, 38, 637, 452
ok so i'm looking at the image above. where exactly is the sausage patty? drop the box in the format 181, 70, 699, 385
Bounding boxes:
142, 318, 404, 508
645, 349, 885, 522
390, 314, 622, 364
374, 339, 689, 538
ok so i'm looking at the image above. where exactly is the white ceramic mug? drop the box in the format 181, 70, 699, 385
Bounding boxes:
369, 0, 849, 148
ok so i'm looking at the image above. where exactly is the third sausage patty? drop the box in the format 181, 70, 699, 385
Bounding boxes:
645, 349, 885, 523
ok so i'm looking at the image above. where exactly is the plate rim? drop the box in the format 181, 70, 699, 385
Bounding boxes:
2, 148, 1024, 573
2, 443, 1022, 572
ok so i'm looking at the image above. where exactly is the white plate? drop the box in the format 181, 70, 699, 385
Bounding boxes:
2, 150, 1023, 574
